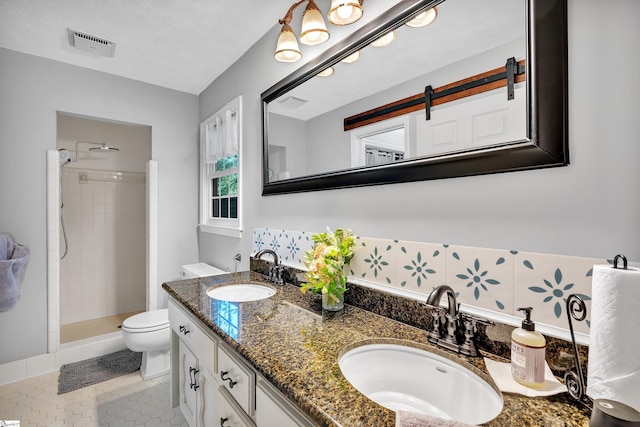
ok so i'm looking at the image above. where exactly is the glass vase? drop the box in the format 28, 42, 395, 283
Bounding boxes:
322, 291, 344, 312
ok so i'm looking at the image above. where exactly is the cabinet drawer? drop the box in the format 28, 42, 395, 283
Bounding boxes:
169, 299, 216, 375
256, 379, 315, 427
216, 386, 255, 427
218, 345, 255, 417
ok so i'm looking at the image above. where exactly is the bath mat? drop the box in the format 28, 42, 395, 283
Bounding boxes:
58, 349, 142, 394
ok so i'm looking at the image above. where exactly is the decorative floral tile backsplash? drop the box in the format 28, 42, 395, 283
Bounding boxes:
252, 227, 606, 334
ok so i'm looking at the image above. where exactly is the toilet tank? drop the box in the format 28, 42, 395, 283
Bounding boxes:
181, 263, 227, 278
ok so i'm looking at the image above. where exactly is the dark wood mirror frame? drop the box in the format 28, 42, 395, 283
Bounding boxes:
261, 0, 568, 195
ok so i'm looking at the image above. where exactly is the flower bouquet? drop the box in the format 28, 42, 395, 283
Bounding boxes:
300, 228, 356, 311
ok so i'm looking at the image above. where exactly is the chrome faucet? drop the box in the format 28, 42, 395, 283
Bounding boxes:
425, 285, 493, 357
254, 249, 284, 286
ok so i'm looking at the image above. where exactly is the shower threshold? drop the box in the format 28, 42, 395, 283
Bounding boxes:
60, 310, 144, 344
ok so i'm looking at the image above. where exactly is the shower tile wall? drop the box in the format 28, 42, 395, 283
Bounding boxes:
60, 168, 146, 325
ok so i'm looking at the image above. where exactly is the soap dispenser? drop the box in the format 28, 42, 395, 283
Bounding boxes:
511, 307, 546, 388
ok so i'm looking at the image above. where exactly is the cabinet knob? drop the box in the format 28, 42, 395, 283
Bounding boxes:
220, 371, 237, 389
220, 417, 229, 426
179, 325, 190, 335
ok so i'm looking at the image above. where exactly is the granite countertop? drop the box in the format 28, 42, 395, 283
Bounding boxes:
162, 271, 590, 427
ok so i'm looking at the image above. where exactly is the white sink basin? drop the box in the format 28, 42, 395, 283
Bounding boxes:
339, 343, 503, 425
206, 284, 276, 302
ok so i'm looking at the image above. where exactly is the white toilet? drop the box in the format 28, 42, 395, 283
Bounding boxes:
123, 263, 227, 380
122, 309, 171, 380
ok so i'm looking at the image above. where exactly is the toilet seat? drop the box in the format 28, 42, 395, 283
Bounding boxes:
122, 309, 169, 333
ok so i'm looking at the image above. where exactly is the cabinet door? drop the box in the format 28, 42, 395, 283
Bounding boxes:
199, 368, 219, 427
179, 340, 199, 427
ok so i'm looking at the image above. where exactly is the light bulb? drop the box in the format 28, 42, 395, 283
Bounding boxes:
337, 5, 353, 19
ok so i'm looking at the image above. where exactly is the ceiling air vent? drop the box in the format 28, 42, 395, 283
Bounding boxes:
67, 28, 116, 57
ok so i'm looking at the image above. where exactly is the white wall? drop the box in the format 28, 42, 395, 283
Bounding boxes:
198, 1, 640, 272
0, 48, 199, 364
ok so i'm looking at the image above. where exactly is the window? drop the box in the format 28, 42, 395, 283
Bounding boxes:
199, 96, 242, 237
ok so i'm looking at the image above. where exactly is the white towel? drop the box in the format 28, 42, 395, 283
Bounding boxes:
0, 233, 30, 312
395, 410, 477, 427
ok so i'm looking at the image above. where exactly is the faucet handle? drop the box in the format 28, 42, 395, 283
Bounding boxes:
424, 304, 446, 344
464, 313, 494, 327
269, 263, 284, 286
458, 313, 495, 357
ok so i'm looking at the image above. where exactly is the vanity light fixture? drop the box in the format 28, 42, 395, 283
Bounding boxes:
317, 66, 334, 77
274, 0, 364, 62
341, 50, 360, 63
274, 23, 302, 62
328, 0, 364, 26
371, 30, 396, 48
405, 7, 437, 28
299, 0, 330, 45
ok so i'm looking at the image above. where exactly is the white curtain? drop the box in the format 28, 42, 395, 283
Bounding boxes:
205, 110, 238, 167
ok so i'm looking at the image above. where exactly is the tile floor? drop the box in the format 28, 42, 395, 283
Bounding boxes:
0, 370, 187, 427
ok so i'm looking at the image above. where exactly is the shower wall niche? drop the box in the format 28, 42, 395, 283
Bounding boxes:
57, 113, 151, 332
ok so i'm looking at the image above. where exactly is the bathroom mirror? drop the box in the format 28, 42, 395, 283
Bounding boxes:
261, 0, 568, 195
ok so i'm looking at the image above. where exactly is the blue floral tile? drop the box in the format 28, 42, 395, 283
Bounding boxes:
396, 241, 446, 295
252, 228, 269, 253
280, 230, 314, 265
252, 228, 313, 267
348, 237, 397, 287
446, 245, 514, 313
514, 252, 605, 334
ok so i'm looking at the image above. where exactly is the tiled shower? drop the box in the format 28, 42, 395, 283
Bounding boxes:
59, 167, 146, 325
49, 113, 152, 349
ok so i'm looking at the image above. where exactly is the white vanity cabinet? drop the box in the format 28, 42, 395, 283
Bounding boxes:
170, 300, 219, 427
168, 297, 314, 427
177, 340, 219, 427
255, 379, 317, 427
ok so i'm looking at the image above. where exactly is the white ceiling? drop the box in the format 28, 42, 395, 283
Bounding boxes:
0, 0, 524, 102
0, 0, 294, 94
